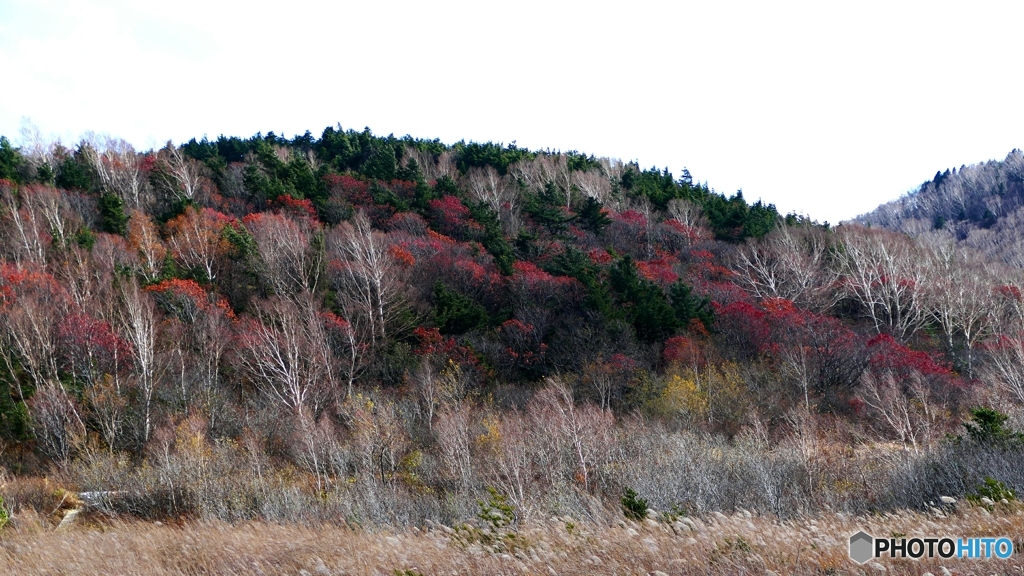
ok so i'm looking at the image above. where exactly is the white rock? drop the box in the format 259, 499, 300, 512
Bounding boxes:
56, 508, 81, 531
939, 496, 956, 504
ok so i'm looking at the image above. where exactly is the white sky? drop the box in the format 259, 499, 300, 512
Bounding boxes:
1, 0, 1022, 224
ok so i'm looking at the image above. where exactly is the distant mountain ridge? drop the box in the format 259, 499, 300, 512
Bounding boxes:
853, 149, 1024, 266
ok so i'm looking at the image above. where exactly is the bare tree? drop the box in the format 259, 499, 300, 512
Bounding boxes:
29, 381, 86, 466
599, 157, 625, 185
510, 154, 573, 207
25, 185, 79, 252
981, 335, 1024, 404
922, 243, 994, 377
247, 212, 323, 295
84, 136, 150, 208
835, 226, 929, 340
412, 358, 439, 430
573, 169, 612, 204
17, 119, 60, 177
86, 374, 129, 452
529, 377, 613, 493
433, 404, 475, 495
127, 210, 166, 282
402, 146, 456, 181
328, 211, 405, 348
858, 371, 940, 452
88, 234, 139, 323
581, 359, 617, 412
157, 142, 205, 203
119, 279, 160, 444
162, 292, 233, 430
0, 182, 49, 265
436, 150, 458, 180
344, 395, 411, 488
0, 265, 78, 447
466, 166, 522, 236
667, 198, 708, 230
733, 225, 840, 311
236, 295, 337, 417
167, 207, 230, 283
479, 410, 535, 519
0, 267, 67, 392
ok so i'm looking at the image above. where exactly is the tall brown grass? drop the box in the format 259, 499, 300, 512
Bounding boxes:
1, 506, 1022, 575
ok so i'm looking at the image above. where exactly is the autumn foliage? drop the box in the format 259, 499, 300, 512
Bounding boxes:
0, 126, 1018, 535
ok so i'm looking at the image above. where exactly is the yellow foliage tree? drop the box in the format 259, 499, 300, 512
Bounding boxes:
657, 362, 749, 428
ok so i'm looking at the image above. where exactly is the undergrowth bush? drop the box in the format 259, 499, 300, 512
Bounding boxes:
967, 476, 1016, 506
620, 487, 648, 520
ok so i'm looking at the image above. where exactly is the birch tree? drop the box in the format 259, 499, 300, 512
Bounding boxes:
328, 211, 404, 348
119, 279, 159, 444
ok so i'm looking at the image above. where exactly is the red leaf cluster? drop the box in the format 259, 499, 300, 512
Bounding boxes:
412, 326, 476, 366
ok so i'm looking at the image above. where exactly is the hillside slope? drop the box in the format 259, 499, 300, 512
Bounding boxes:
0, 127, 1021, 529
854, 149, 1024, 266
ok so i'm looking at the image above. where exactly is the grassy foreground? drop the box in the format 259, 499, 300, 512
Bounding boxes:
1, 506, 1022, 575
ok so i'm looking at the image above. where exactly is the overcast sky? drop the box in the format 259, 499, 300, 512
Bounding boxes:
1, 0, 1021, 224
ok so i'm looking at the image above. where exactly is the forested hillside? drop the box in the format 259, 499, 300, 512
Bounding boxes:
855, 149, 1024, 267
0, 128, 1021, 527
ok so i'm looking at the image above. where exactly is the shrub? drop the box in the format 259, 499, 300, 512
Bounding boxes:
621, 487, 648, 520
451, 487, 523, 553
964, 408, 1023, 445
476, 486, 515, 531
967, 476, 1015, 507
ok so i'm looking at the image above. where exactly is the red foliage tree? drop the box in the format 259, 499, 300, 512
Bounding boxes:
166, 207, 235, 282
605, 209, 651, 258
56, 312, 132, 384
496, 318, 547, 374
428, 195, 483, 241
146, 278, 235, 323
636, 254, 679, 286
866, 334, 953, 382
271, 194, 318, 222
510, 261, 581, 309
663, 335, 706, 368
412, 326, 477, 367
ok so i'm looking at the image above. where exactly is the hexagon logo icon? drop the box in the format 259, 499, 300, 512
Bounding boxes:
849, 531, 873, 564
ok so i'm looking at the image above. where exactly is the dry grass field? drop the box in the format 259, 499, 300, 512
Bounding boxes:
2, 505, 1022, 575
